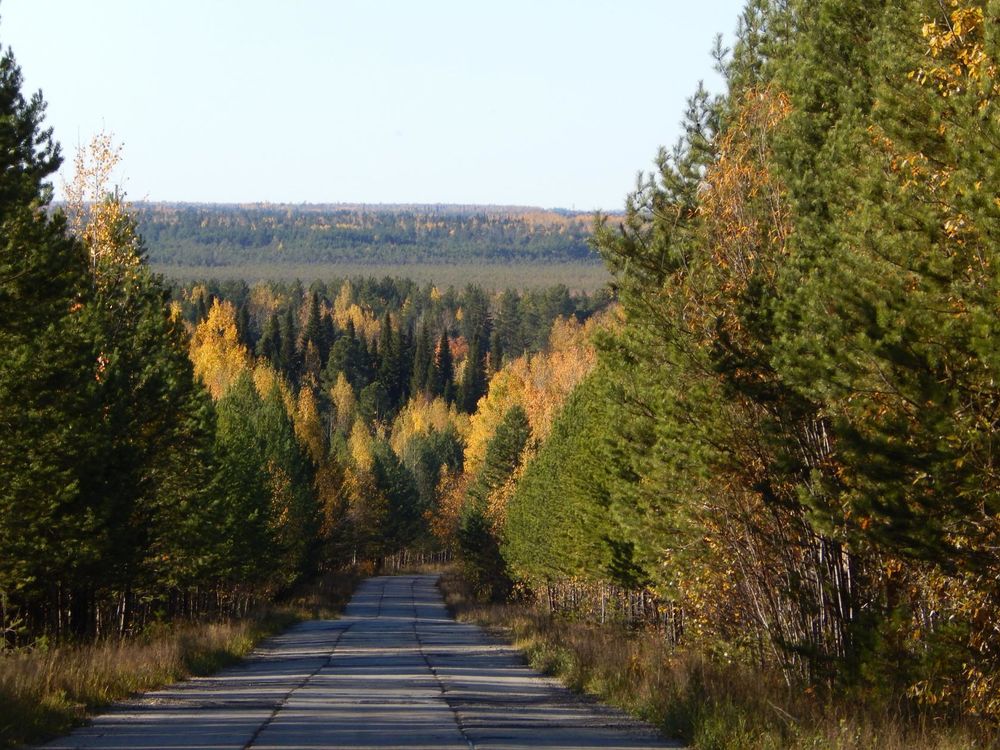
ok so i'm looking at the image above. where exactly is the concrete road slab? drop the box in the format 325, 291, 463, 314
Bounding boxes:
40, 575, 681, 749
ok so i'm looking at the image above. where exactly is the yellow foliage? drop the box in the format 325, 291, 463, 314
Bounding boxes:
486, 461, 526, 530
294, 387, 325, 463
464, 313, 601, 478
914, 2, 996, 104
252, 363, 295, 415
247, 283, 284, 330
464, 362, 529, 478
189, 299, 251, 399
187, 283, 210, 305
332, 280, 379, 340
389, 396, 470, 458
63, 132, 143, 294
315, 460, 347, 543
332, 280, 354, 325
427, 469, 469, 545
348, 418, 374, 473
330, 372, 357, 434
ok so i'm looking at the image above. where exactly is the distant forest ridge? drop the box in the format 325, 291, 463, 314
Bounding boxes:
119, 202, 614, 267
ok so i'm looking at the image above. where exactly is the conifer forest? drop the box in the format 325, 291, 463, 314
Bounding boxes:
4, 0, 1000, 747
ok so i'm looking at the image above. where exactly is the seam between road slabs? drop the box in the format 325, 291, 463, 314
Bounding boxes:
410, 577, 476, 750
241, 619, 357, 750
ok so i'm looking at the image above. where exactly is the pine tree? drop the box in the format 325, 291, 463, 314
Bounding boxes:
503, 370, 646, 589
214, 374, 278, 589
0, 44, 99, 636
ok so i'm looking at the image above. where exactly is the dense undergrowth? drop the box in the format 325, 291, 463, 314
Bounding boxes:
439, 571, 986, 750
0, 570, 361, 749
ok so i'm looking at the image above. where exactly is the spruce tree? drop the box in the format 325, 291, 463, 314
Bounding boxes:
458, 334, 487, 414
409, 322, 432, 397
431, 331, 454, 403
235, 301, 253, 350
279, 306, 299, 379
493, 289, 522, 363
319, 308, 335, 366
301, 292, 320, 344
459, 405, 530, 600
256, 312, 282, 369
376, 311, 404, 415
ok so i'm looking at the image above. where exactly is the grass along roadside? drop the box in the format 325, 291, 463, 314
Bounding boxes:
0, 570, 362, 749
438, 570, 983, 750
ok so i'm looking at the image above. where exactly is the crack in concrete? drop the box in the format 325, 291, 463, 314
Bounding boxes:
411, 578, 477, 750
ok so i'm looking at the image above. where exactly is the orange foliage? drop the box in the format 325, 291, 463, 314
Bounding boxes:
700, 87, 792, 301
427, 469, 469, 546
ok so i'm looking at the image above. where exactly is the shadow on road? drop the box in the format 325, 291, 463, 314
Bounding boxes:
42, 575, 681, 750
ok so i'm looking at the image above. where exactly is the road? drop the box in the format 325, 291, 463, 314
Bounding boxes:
43, 575, 679, 749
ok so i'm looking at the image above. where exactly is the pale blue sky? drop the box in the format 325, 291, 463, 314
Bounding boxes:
4, 1, 746, 210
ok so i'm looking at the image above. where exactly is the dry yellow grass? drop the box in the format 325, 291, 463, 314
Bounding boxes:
439, 571, 985, 750
0, 570, 361, 749
0, 617, 282, 748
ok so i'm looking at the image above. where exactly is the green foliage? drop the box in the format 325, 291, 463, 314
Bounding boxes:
459, 405, 531, 601
215, 376, 318, 591
400, 426, 463, 512
487, 0, 1000, 728
0, 17, 612, 658
503, 370, 646, 589
324, 319, 372, 392
0, 43, 98, 636
256, 312, 282, 367
213, 375, 280, 586
156, 261, 611, 293
431, 331, 455, 404
370, 441, 424, 552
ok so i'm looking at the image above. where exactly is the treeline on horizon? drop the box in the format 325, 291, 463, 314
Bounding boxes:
455, 0, 1000, 730
131, 203, 605, 267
